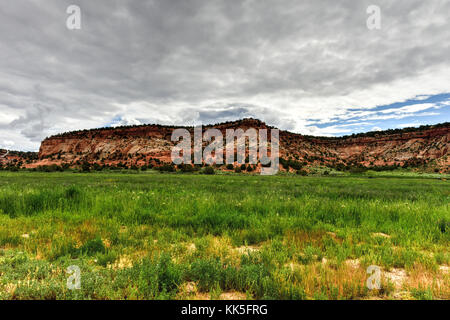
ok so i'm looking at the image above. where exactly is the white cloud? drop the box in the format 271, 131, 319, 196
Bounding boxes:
397, 122, 424, 128
380, 103, 436, 114
0, 0, 449, 150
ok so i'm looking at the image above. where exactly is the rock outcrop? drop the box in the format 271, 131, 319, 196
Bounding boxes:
3, 119, 449, 172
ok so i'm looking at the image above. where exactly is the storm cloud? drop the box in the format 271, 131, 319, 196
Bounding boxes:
0, 0, 449, 150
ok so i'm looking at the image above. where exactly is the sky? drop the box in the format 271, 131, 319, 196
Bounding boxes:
0, 0, 449, 151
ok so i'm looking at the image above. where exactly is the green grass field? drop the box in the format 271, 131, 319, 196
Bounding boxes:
0, 171, 448, 300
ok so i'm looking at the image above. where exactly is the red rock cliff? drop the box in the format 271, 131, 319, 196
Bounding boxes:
35, 119, 449, 171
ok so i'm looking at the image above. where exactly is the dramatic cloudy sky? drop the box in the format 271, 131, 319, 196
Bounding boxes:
0, 0, 449, 151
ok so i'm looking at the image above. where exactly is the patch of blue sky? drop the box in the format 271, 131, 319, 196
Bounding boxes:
104, 115, 123, 127
310, 93, 450, 136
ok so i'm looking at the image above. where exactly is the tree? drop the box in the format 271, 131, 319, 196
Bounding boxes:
203, 166, 215, 175
81, 162, 91, 172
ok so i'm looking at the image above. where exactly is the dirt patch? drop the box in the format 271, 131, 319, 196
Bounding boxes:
345, 259, 360, 269
326, 232, 337, 238
191, 292, 211, 300
392, 291, 413, 299
439, 265, 449, 274
178, 282, 247, 300
4, 283, 17, 296
187, 243, 196, 252
372, 232, 391, 238
286, 230, 328, 247
384, 268, 407, 289
235, 245, 259, 255
179, 281, 198, 295
219, 291, 247, 300
177, 282, 210, 300
109, 255, 133, 270
285, 262, 304, 271
405, 265, 448, 298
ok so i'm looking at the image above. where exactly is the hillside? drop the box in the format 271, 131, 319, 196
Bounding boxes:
1, 119, 449, 172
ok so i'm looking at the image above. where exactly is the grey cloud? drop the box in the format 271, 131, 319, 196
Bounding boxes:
0, 0, 449, 150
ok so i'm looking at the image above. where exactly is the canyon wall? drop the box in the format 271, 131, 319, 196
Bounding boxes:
32, 118, 449, 171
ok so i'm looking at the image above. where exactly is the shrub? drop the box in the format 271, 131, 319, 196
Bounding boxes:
178, 164, 194, 173
349, 167, 366, 174
80, 237, 106, 255
189, 258, 222, 291
81, 162, 91, 173
158, 164, 175, 172
133, 253, 183, 298
226, 164, 234, 170
96, 251, 118, 267
203, 166, 215, 175
288, 160, 303, 170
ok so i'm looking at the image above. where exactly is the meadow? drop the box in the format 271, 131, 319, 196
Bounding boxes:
0, 171, 448, 300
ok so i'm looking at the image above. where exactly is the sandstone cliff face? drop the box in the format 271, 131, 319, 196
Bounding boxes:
33, 119, 449, 171
309, 127, 449, 162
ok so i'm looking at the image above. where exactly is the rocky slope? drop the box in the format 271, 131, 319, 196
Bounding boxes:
3, 119, 449, 172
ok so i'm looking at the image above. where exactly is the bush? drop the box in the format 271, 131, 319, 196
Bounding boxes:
80, 237, 106, 255
288, 160, 303, 170
158, 164, 175, 172
349, 167, 367, 174
297, 170, 308, 176
226, 164, 234, 170
189, 258, 222, 291
234, 167, 242, 173
96, 251, 118, 267
81, 162, 91, 173
178, 164, 195, 173
202, 166, 215, 175
133, 253, 183, 299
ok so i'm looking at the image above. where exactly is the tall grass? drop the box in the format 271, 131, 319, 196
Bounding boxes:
0, 171, 448, 300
